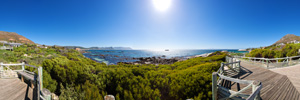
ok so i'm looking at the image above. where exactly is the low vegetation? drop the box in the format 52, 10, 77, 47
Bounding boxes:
0, 44, 226, 100
247, 43, 300, 58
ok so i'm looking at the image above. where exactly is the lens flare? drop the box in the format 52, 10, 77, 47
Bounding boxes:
152, 0, 172, 12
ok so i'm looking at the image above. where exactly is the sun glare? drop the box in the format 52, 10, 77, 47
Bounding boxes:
152, 0, 172, 12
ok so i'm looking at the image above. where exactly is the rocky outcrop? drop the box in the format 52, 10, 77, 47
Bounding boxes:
119, 56, 183, 65
273, 34, 300, 45
0, 31, 35, 44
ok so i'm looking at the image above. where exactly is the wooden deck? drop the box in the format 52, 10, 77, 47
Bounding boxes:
271, 64, 300, 93
0, 78, 34, 100
221, 61, 300, 100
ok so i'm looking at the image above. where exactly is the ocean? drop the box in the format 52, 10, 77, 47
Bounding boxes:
83, 49, 247, 65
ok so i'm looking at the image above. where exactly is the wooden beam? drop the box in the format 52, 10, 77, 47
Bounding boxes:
218, 74, 253, 84
212, 72, 218, 100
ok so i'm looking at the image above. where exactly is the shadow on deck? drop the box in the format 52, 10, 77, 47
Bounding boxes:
219, 61, 300, 100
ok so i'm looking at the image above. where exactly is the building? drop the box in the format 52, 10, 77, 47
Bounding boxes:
0, 41, 7, 43
0, 41, 8, 46
0, 42, 22, 51
7, 43, 22, 47
276, 43, 285, 46
287, 40, 300, 44
37, 44, 48, 49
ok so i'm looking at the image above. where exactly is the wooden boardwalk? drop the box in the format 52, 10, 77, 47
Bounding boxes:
222, 61, 300, 100
271, 64, 300, 93
0, 78, 34, 100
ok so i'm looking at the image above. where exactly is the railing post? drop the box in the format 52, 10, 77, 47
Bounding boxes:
22, 62, 25, 71
221, 63, 226, 76
226, 56, 228, 62
267, 60, 269, 68
38, 67, 43, 90
287, 56, 289, 66
238, 61, 241, 73
212, 72, 218, 100
37, 76, 40, 100
289, 57, 292, 66
0, 62, 3, 71
252, 80, 261, 100
0, 62, 3, 78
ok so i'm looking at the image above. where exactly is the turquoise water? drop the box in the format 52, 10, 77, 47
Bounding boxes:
83, 49, 246, 65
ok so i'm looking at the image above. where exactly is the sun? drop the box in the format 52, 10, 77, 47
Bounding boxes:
152, 0, 172, 12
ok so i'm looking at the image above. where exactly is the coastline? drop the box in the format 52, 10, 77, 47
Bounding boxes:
81, 49, 215, 65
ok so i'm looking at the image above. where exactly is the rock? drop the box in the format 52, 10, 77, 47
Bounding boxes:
145, 62, 151, 64
104, 95, 115, 100
51, 93, 59, 100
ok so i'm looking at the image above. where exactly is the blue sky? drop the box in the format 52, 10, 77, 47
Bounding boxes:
1, 0, 300, 49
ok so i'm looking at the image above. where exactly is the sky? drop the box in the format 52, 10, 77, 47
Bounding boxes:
1, 0, 300, 50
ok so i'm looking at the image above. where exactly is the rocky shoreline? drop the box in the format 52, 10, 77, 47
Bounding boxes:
119, 56, 182, 65
119, 52, 213, 65
81, 49, 214, 65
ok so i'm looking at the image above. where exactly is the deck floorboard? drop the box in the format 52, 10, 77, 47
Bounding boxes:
219, 61, 300, 100
0, 78, 34, 100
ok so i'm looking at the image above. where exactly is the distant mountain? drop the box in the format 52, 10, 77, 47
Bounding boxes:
88, 47, 132, 50
63, 46, 86, 49
273, 34, 300, 45
63, 46, 132, 50
0, 31, 35, 44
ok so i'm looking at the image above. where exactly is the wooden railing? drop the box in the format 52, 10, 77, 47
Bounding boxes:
0, 62, 51, 100
212, 57, 262, 100
236, 55, 300, 69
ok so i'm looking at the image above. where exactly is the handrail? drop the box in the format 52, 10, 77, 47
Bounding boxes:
0, 62, 50, 100
223, 61, 241, 65
236, 55, 300, 69
212, 56, 261, 100
242, 55, 300, 60
25, 64, 38, 68
218, 74, 253, 84
247, 82, 262, 100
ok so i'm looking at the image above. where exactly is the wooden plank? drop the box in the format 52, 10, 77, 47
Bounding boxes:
218, 74, 253, 85
293, 88, 299, 100
25, 64, 37, 68
16, 71, 35, 81
260, 74, 288, 98
0, 79, 26, 99
6, 82, 27, 100
0, 78, 34, 100
278, 81, 293, 100
268, 77, 290, 100
238, 61, 300, 99
285, 84, 295, 100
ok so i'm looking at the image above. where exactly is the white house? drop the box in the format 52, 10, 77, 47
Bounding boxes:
288, 40, 300, 44
277, 43, 285, 46
0, 41, 8, 43
7, 43, 22, 47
